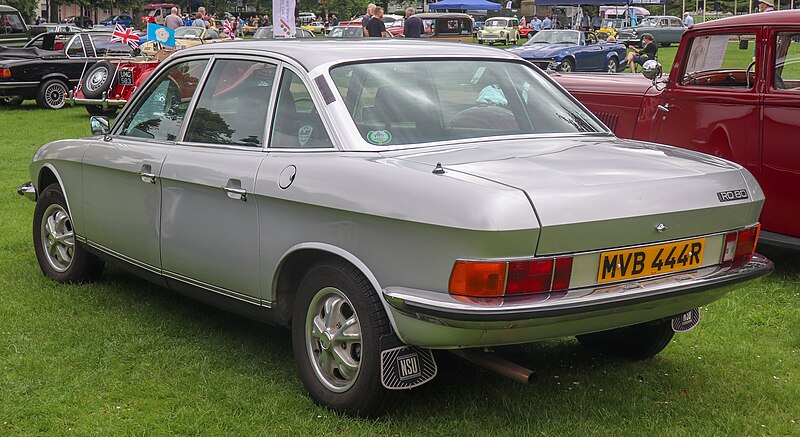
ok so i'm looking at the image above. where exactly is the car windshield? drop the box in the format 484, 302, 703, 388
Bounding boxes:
175, 27, 203, 38
525, 30, 579, 45
330, 60, 604, 147
638, 18, 658, 27
328, 26, 362, 37
485, 19, 507, 27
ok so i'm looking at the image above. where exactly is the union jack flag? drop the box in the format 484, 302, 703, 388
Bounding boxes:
223, 20, 235, 40
110, 23, 141, 48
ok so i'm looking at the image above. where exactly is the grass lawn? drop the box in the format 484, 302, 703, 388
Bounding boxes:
1, 104, 799, 435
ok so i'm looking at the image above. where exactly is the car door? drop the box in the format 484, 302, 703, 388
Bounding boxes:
760, 29, 800, 238
82, 57, 210, 270
667, 17, 685, 45
653, 29, 762, 180
159, 57, 278, 302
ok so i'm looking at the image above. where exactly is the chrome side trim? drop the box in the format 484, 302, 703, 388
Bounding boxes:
162, 270, 270, 307
0, 81, 39, 88
86, 239, 162, 275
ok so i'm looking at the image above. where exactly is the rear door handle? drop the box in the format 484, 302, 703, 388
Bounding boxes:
222, 179, 247, 202
139, 164, 156, 183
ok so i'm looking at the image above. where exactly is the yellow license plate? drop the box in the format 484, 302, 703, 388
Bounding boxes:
597, 238, 706, 283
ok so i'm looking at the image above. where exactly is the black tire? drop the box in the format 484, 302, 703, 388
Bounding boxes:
81, 61, 115, 99
85, 104, 118, 117
292, 260, 397, 417
606, 57, 619, 73
33, 183, 104, 283
660, 42, 671, 47
576, 319, 675, 361
36, 79, 68, 110
0, 96, 24, 106
559, 59, 575, 72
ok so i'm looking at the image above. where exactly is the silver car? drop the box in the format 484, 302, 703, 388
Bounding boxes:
18, 39, 772, 416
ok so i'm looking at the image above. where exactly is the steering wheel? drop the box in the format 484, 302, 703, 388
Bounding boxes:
745, 60, 755, 89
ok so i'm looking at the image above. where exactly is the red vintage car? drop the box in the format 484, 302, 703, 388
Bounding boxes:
553, 10, 800, 249
68, 57, 162, 116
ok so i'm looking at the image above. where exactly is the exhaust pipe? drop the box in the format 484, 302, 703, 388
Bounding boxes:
450, 349, 537, 385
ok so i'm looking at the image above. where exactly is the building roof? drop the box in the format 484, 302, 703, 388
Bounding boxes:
181, 39, 519, 71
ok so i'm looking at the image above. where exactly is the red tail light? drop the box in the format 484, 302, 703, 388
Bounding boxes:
449, 256, 573, 298
721, 224, 760, 268
0, 68, 11, 78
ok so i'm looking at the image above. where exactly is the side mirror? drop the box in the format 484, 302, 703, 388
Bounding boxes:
739, 39, 749, 50
642, 59, 662, 80
90, 116, 110, 136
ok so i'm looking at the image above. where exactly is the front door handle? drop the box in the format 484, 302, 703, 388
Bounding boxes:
139, 164, 156, 184
657, 103, 670, 113
222, 179, 247, 202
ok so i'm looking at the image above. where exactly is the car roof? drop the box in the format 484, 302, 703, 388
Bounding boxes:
0, 5, 21, 12
414, 13, 473, 19
181, 39, 519, 71
693, 9, 799, 29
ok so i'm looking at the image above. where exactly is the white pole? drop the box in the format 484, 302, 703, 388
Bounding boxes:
703, 0, 706, 20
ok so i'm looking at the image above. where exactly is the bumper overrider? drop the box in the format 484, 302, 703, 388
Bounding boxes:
17, 182, 36, 201
67, 90, 128, 108
382, 255, 773, 348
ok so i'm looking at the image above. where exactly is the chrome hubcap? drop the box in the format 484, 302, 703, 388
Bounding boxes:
45, 83, 66, 108
86, 68, 108, 92
562, 62, 572, 72
40, 204, 74, 272
305, 287, 362, 393
608, 60, 617, 72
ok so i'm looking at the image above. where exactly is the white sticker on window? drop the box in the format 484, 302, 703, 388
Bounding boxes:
298, 125, 313, 146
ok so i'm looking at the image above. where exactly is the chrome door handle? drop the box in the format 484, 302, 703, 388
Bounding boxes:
222, 185, 247, 202
139, 164, 156, 183
657, 103, 670, 113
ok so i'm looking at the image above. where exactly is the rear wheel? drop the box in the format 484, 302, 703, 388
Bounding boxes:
292, 260, 397, 417
36, 79, 68, 110
606, 57, 618, 73
33, 184, 104, 283
576, 319, 675, 360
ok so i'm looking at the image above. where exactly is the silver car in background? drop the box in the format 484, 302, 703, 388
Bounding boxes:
19, 39, 772, 417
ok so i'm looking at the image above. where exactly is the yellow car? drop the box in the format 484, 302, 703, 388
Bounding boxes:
139, 26, 229, 55
302, 21, 326, 34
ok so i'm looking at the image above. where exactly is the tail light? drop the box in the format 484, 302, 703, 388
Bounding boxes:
0, 68, 11, 78
449, 256, 573, 298
721, 224, 760, 268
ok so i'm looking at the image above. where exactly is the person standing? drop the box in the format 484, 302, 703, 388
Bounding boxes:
683, 12, 694, 26
403, 7, 424, 38
366, 6, 387, 37
757, 0, 775, 12
542, 15, 552, 30
531, 15, 542, 32
362, 4, 376, 36
331, 14, 339, 26
192, 12, 206, 28
165, 7, 183, 30
520, 15, 526, 28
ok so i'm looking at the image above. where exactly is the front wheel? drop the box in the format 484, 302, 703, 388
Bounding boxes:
606, 57, 618, 73
576, 319, 675, 360
33, 184, 104, 283
559, 59, 575, 72
292, 260, 397, 417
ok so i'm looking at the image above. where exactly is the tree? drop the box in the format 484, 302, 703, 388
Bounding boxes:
6, 0, 39, 22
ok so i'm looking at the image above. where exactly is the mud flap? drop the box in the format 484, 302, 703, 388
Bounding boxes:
672, 307, 701, 332
380, 345, 437, 390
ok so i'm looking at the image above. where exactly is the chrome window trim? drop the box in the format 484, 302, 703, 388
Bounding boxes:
64, 34, 83, 59
111, 55, 213, 143
177, 54, 282, 149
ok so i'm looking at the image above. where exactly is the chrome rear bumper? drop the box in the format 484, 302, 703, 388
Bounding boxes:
67, 90, 127, 107
383, 255, 773, 348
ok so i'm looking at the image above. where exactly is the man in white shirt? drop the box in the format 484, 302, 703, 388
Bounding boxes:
165, 7, 182, 30
683, 12, 694, 26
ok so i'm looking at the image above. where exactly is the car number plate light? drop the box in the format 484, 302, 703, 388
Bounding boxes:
596, 238, 706, 283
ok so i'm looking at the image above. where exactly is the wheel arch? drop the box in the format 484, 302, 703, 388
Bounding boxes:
36, 164, 76, 227
270, 243, 399, 332
40, 73, 71, 86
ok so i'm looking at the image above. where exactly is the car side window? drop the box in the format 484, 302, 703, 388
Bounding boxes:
119, 59, 209, 141
185, 59, 276, 147
681, 33, 756, 89
774, 32, 800, 92
270, 69, 332, 148
66, 37, 84, 57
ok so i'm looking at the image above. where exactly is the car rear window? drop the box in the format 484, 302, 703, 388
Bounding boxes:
330, 60, 604, 147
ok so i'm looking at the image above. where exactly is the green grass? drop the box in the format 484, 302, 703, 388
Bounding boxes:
1, 105, 799, 434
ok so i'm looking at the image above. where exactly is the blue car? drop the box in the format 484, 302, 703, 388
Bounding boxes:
507, 29, 627, 73
99, 14, 134, 27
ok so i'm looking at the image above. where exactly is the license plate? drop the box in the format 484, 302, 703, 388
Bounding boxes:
597, 237, 706, 283
118, 69, 133, 85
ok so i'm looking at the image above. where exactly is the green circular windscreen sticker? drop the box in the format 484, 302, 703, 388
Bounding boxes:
367, 130, 392, 145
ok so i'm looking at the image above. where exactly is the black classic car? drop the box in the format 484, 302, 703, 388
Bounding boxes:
0, 32, 134, 109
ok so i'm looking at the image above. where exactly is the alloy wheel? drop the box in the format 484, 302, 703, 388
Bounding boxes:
40, 203, 75, 272
45, 82, 67, 109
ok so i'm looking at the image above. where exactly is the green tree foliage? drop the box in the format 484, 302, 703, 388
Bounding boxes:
6, 0, 38, 21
